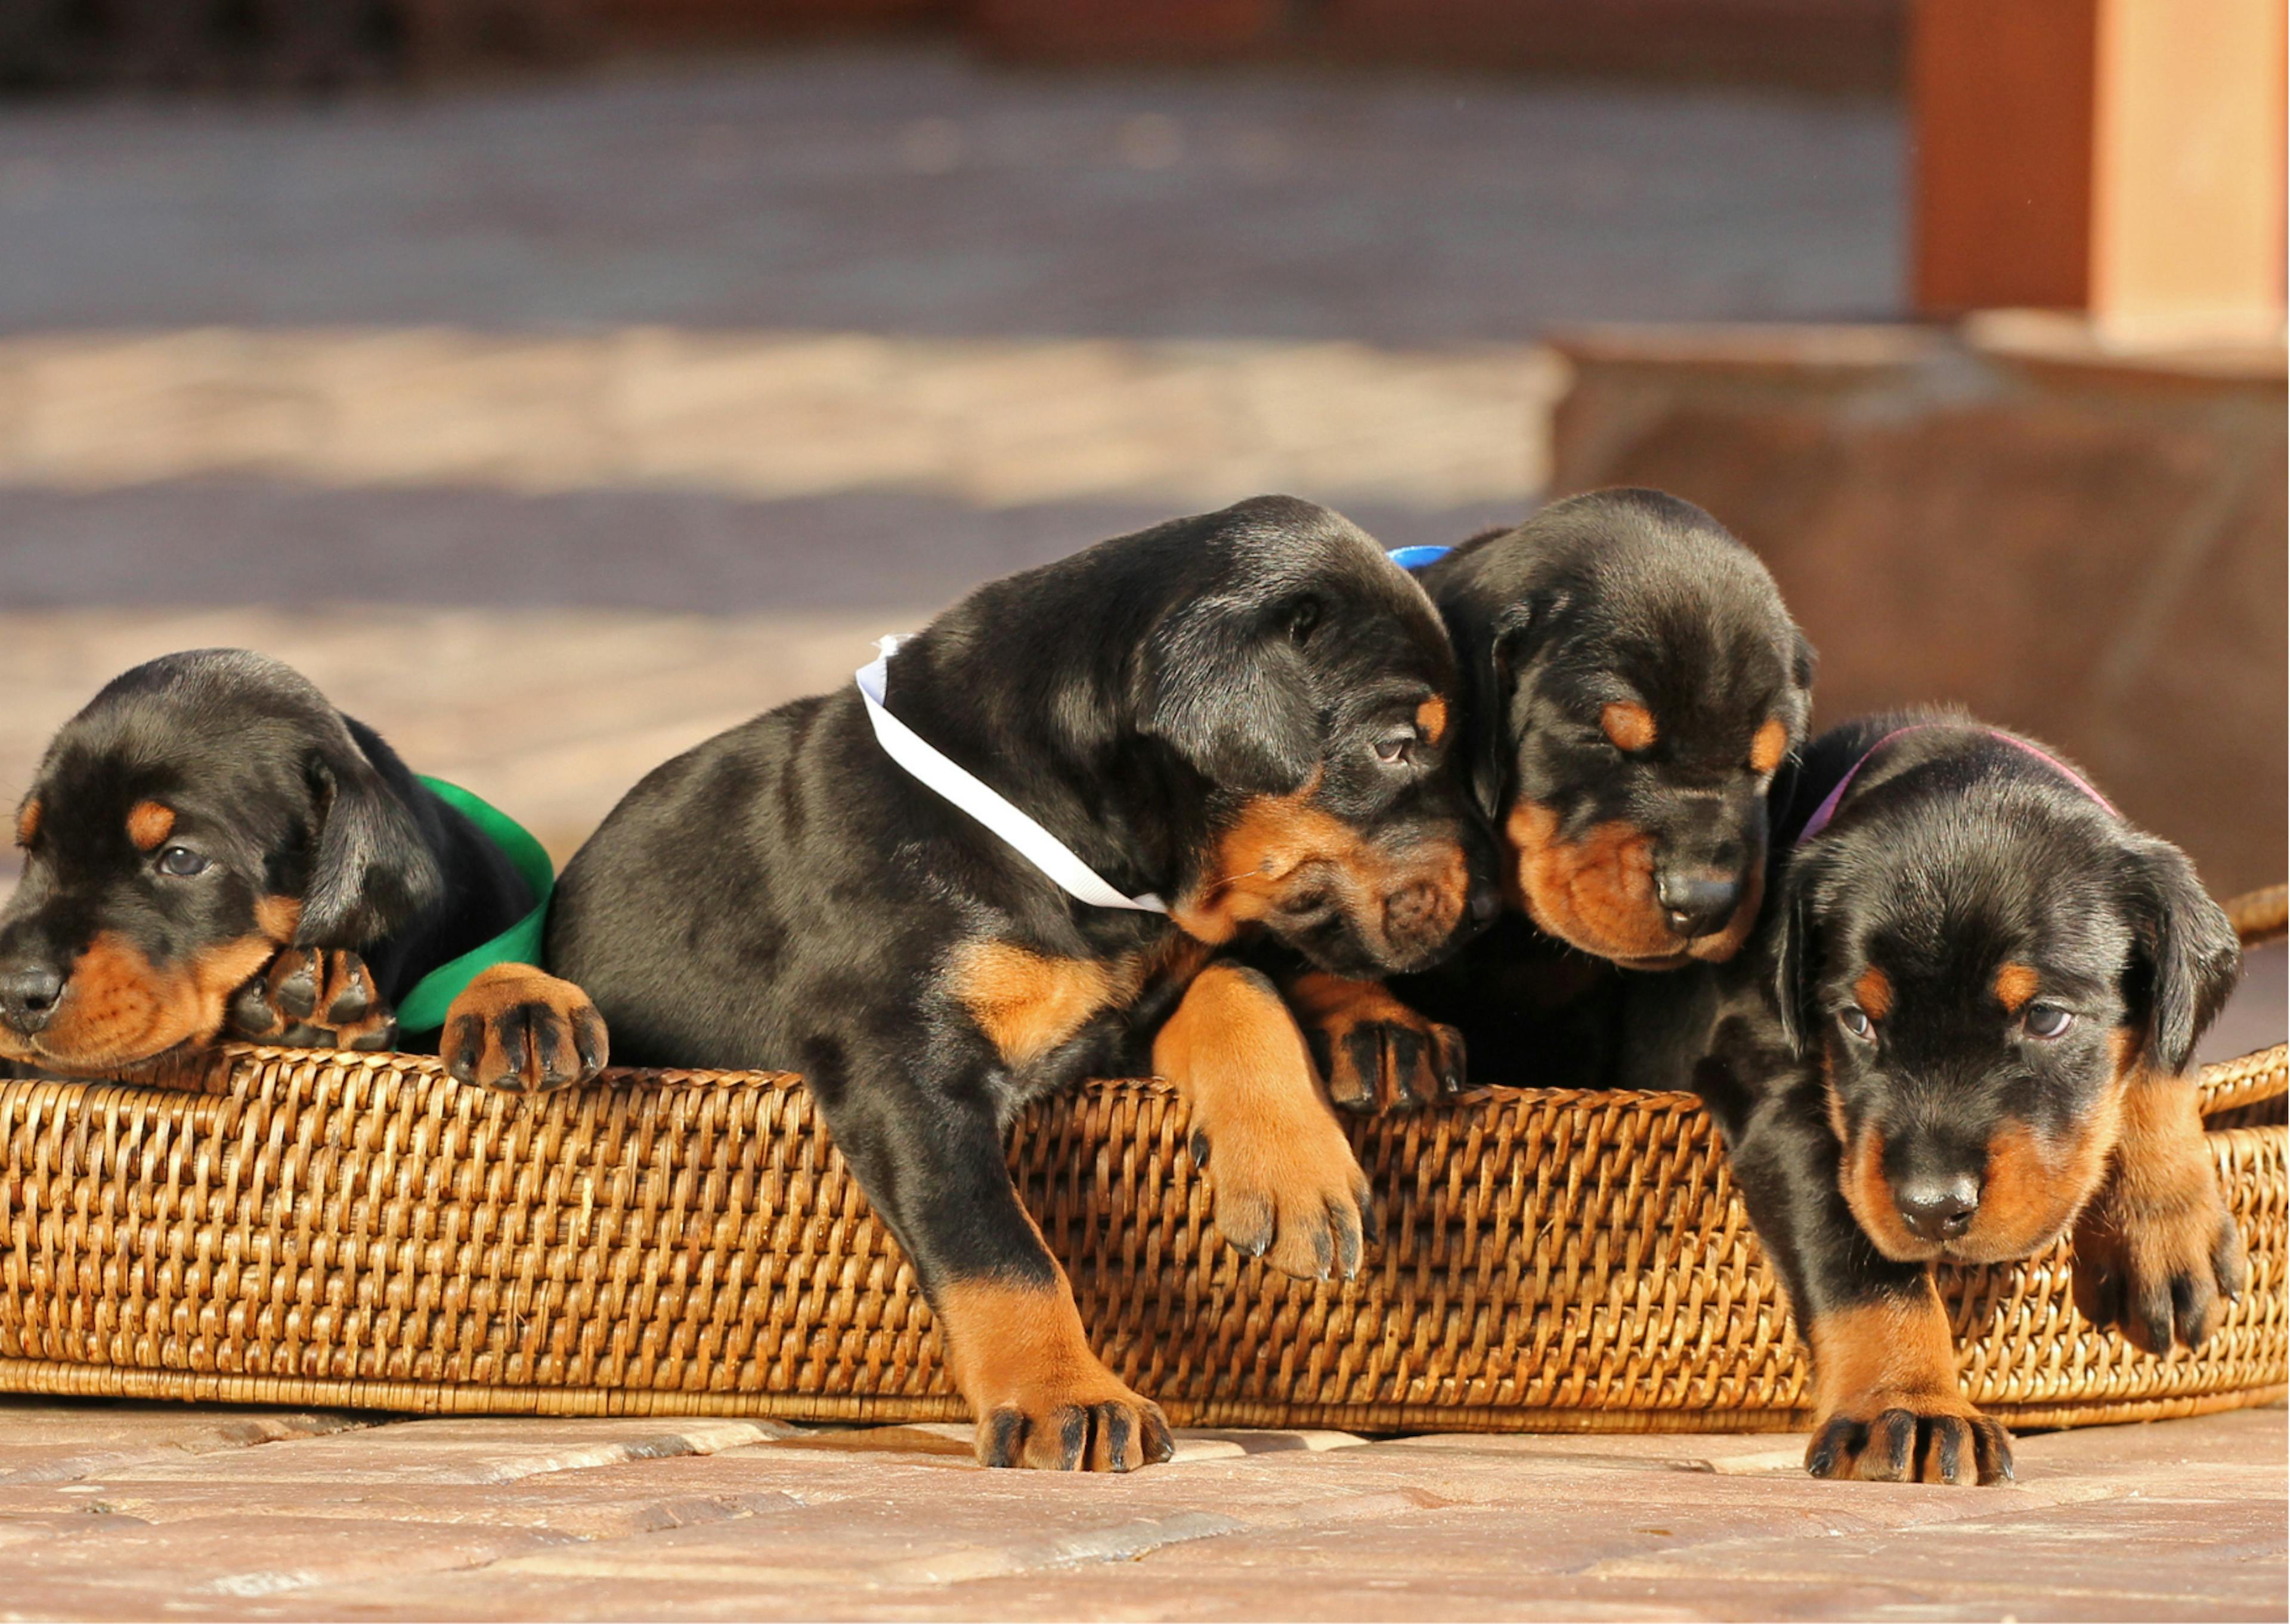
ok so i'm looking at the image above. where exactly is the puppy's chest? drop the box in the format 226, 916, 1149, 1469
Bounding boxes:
949, 934, 1206, 1084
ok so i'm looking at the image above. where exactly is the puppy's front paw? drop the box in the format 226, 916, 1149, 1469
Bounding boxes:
975, 1378, 1175, 1473
441, 964, 607, 1095
1806, 1393, 2014, 1486
2074, 1081, 2248, 1355
1289, 974, 1464, 1114
2075, 1187, 2246, 1356
1189, 1093, 1375, 1281
230, 947, 398, 1052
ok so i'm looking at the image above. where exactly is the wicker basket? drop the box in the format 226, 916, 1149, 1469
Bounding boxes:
2, 891, 2283, 1433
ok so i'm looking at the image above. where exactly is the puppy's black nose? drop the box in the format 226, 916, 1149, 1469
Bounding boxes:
0, 963, 64, 1034
1655, 870, 1741, 938
1896, 1177, 1980, 1244
1466, 874, 1502, 929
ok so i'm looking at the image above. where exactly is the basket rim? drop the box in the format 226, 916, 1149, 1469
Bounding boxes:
17, 885, 2285, 1112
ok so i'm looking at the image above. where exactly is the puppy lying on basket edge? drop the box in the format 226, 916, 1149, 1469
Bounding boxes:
535, 495, 1500, 1471
0, 649, 605, 1092
1624, 711, 2245, 1486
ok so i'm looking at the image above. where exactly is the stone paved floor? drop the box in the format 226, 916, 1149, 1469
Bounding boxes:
0, 1400, 2278, 1620
0, 46, 1903, 614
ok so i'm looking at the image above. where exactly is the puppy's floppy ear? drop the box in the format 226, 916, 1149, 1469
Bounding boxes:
1461, 593, 1559, 823
296, 726, 444, 949
1137, 589, 1322, 794
2121, 836, 2240, 1076
1771, 850, 1828, 1056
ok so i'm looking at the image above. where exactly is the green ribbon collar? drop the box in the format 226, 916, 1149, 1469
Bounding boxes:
394, 777, 554, 1034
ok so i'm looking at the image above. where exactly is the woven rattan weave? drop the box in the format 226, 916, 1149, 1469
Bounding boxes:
2, 891, 2283, 1432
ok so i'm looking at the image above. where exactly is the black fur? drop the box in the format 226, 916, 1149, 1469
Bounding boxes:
1376, 488, 1813, 1084
546, 496, 1497, 1460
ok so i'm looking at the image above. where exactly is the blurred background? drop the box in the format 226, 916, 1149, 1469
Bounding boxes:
0, 0, 2280, 1047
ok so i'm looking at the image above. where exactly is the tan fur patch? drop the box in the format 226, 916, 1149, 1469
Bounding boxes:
441, 963, 606, 1093
1505, 801, 1671, 961
1285, 971, 1423, 1039
1994, 962, 2040, 1012
1807, 1292, 1967, 1420
254, 895, 303, 943
1153, 961, 1367, 1278
1750, 717, 1788, 776
1172, 781, 1467, 956
0, 929, 273, 1072
1416, 696, 1449, 745
1600, 701, 1657, 752
14, 798, 38, 848
1853, 966, 1893, 1021
954, 941, 1135, 1072
936, 1275, 1158, 1469
126, 801, 175, 851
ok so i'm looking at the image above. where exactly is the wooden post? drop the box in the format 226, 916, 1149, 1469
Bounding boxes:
1913, 0, 2285, 341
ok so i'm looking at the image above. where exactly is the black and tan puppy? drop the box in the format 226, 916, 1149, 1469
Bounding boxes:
1629, 711, 2245, 1485
1289, 488, 1815, 1104
542, 496, 1497, 1471
0, 649, 601, 1089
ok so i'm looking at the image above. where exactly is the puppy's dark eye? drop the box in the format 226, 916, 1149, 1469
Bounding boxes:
156, 845, 208, 878
1375, 733, 1416, 766
1839, 1006, 1875, 1040
2023, 1003, 2075, 1040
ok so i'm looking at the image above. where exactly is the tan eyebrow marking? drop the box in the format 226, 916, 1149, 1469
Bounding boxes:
1600, 701, 1657, 752
127, 801, 176, 851
1995, 963, 2040, 1012
1416, 696, 1448, 745
1750, 717, 1788, 776
14, 799, 37, 847
1853, 966, 1893, 1019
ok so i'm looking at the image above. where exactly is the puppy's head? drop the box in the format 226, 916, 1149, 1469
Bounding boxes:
0, 650, 440, 1073
1138, 496, 1499, 977
1424, 489, 1812, 968
1777, 724, 2239, 1265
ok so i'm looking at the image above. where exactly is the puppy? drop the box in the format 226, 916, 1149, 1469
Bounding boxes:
541, 496, 1499, 1470
1289, 488, 1815, 1104
0, 649, 601, 1089
1630, 711, 2246, 1485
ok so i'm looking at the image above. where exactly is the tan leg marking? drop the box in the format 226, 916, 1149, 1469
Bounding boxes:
2074, 1053, 2246, 1354
1155, 962, 1373, 1279
937, 1276, 1172, 1472
441, 964, 608, 1095
229, 944, 397, 1052
1285, 969, 1464, 1113
1804, 1292, 2011, 1485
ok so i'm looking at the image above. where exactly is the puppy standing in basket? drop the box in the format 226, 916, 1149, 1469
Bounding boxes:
0, 649, 602, 1087
1627, 712, 2246, 1485
536, 496, 1499, 1471
1281, 488, 1815, 1105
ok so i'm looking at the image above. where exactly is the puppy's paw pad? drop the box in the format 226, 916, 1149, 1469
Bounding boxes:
1806, 1399, 2012, 1487
2076, 1202, 2247, 1355
442, 965, 608, 1095
975, 1386, 1174, 1473
231, 947, 395, 1052
1191, 1105, 1375, 1281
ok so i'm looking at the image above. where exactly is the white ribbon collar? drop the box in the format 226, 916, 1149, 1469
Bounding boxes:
856, 636, 1168, 914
